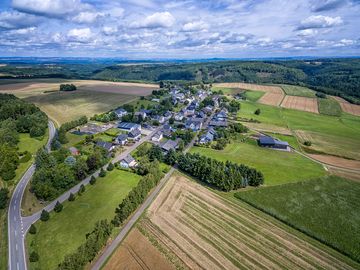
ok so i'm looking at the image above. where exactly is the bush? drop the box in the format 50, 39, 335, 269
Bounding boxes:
0, 188, 9, 209
89, 176, 96, 185
316, 92, 326, 98
99, 168, 106, 177
29, 224, 37, 234
254, 108, 261, 115
107, 163, 114, 171
40, 210, 50, 221
60, 84, 77, 91
304, 141, 312, 146
68, 192, 75, 201
19, 151, 31, 163
78, 184, 85, 195
54, 201, 63, 213
29, 251, 39, 262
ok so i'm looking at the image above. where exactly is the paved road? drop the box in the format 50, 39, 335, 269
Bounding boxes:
8, 120, 56, 270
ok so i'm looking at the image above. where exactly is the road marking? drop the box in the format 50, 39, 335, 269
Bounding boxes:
16, 244, 18, 251
17, 262, 19, 270
13, 205, 15, 210
15, 230, 17, 236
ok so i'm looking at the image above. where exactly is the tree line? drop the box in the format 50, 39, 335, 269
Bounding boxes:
54, 116, 88, 145
59, 84, 77, 91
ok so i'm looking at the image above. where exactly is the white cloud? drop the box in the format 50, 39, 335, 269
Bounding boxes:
297, 29, 318, 37
299, 15, 343, 29
72, 12, 104, 24
102, 26, 118, 35
131, 12, 175, 28
182, 21, 208, 32
0, 11, 41, 29
67, 27, 93, 42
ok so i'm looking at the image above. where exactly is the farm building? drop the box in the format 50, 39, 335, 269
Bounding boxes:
258, 136, 289, 150
119, 155, 137, 168
118, 122, 141, 132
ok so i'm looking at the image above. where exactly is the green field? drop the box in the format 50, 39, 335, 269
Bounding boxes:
27, 169, 141, 270
211, 86, 242, 95
244, 90, 265, 102
190, 139, 325, 185
280, 84, 316, 97
318, 98, 342, 116
235, 176, 360, 263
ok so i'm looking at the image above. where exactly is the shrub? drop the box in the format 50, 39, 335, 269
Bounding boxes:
99, 168, 106, 177
89, 176, 96, 185
304, 141, 312, 146
78, 184, 85, 195
40, 210, 50, 222
254, 108, 261, 115
54, 201, 63, 213
107, 163, 114, 171
68, 192, 75, 201
29, 251, 39, 262
29, 224, 37, 234
0, 188, 9, 209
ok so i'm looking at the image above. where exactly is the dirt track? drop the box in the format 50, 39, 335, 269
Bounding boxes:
214, 82, 284, 106
144, 174, 356, 270
308, 154, 360, 170
332, 96, 360, 116
281, 95, 319, 113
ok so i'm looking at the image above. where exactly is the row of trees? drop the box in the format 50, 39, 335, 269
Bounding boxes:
56, 116, 88, 145
177, 153, 264, 191
60, 84, 77, 91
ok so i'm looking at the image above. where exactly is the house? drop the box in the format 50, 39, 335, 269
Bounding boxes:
135, 111, 147, 120
114, 134, 128, 145
174, 112, 184, 121
160, 139, 179, 152
203, 105, 213, 114
184, 107, 195, 117
162, 124, 175, 137
152, 115, 165, 124
128, 128, 141, 141
258, 136, 289, 150
215, 111, 227, 121
114, 108, 128, 118
69, 147, 80, 156
209, 120, 228, 128
199, 128, 217, 144
151, 98, 160, 102
163, 111, 172, 120
119, 155, 137, 168
118, 122, 141, 132
152, 131, 163, 142
96, 141, 115, 152
185, 118, 203, 131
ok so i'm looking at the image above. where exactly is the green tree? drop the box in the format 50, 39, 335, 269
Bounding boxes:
90, 176, 96, 185
107, 163, 114, 171
29, 251, 39, 262
68, 192, 75, 201
254, 108, 261, 115
54, 201, 63, 213
29, 224, 37, 234
0, 188, 9, 209
99, 168, 106, 177
40, 210, 50, 221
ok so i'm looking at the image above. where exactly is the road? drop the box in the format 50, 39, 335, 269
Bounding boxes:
8, 120, 56, 270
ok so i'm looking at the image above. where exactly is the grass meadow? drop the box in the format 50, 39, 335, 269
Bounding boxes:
190, 139, 325, 186
235, 176, 360, 263
244, 90, 265, 102
279, 84, 316, 97
26, 169, 140, 270
318, 97, 342, 116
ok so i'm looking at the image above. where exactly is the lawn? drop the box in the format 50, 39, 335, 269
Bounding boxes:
26, 169, 141, 270
190, 139, 326, 186
244, 90, 265, 102
62, 132, 86, 148
279, 84, 316, 97
318, 97, 342, 116
235, 176, 360, 263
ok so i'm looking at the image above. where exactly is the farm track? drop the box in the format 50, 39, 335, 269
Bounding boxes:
144, 175, 358, 270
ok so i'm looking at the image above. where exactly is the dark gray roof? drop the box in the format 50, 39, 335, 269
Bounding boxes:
122, 155, 135, 164
116, 134, 128, 141
96, 141, 113, 151
118, 122, 140, 130
160, 139, 179, 151
259, 136, 289, 146
209, 120, 228, 127
128, 128, 141, 138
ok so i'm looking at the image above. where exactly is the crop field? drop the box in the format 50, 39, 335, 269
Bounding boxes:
307, 154, 360, 170
27, 170, 141, 270
244, 90, 265, 102
104, 228, 174, 270
235, 176, 360, 263
318, 98, 342, 116
190, 139, 325, 185
332, 96, 360, 116
280, 95, 319, 114
214, 82, 284, 106
142, 174, 358, 270
279, 84, 316, 97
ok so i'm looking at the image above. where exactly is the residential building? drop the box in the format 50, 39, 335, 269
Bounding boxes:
114, 134, 128, 145
199, 128, 217, 144
96, 141, 115, 152
128, 128, 141, 141
209, 120, 228, 128
119, 155, 137, 168
160, 139, 179, 152
114, 108, 128, 118
185, 118, 203, 131
69, 147, 80, 156
152, 131, 163, 142
118, 122, 141, 132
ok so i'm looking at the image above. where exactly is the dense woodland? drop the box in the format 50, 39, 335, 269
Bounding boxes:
0, 58, 359, 103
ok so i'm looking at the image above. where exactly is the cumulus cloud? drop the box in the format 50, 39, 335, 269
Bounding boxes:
221, 33, 253, 44
297, 29, 318, 37
67, 27, 93, 42
182, 21, 208, 32
0, 11, 41, 29
72, 11, 104, 24
298, 15, 343, 30
131, 12, 175, 28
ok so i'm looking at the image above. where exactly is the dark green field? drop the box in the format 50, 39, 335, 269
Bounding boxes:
235, 176, 360, 263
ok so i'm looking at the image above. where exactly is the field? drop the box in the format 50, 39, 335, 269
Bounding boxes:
141, 173, 358, 270
244, 90, 265, 102
280, 84, 316, 97
104, 228, 174, 270
26, 170, 141, 270
190, 139, 326, 186
235, 176, 360, 263
307, 154, 360, 170
332, 96, 360, 116
0, 79, 157, 126
214, 82, 284, 106
318, 98, 342, 116
280, 95, 319, 114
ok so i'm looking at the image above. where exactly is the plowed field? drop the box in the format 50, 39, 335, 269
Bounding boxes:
332, 96, 360, 116
281, 95, 319, 113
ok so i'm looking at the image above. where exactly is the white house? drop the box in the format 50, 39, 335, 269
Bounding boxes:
114, 134, 128, 145
119, 155, 137, 168
114, 108, 127, 118
152, 131, 163, 142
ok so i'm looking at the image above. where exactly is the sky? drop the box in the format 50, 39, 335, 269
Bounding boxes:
0, 0, 359, 59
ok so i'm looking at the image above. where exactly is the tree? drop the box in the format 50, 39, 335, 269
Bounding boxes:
99, 168, 106, 177
169, 117, 175, 124
0, 188, 9, 209
254, 108, 261, 115
107, 163, 114, 171
60, 84, 77, 91
90, 176, 96, 185
35, 148, 56, 169
72, 158, 88, 181
149, 145, 163, 162
78, 184, 85, 195
165, 149, 177, 165
68, 192, 75, 201
54, 201, 63, 213
29, 251, 39, 262
304, 141, 312, 146
29, 224, 37, 234
40, 210, 50, 221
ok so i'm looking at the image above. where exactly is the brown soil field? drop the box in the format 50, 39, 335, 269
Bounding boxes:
214, 82, 284, 106
144, 174, 356, 270
104, 228, 174, 270
332, 96, 360, 116
308, 154, 360, 170
281, 95, 319, 113
328, 168, 360, 182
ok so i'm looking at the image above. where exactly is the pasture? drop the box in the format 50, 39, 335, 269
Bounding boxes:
142, 174, 358, 270
26, 170, 140, 270
235, 176, 360, 263
190, 138, 325, 186
244, 90, 265, 102
280, 84, 316, 97
280, 95, 319, 114
318, 98, 342, 116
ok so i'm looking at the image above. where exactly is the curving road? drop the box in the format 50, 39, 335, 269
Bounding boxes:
8, 120, 56, 270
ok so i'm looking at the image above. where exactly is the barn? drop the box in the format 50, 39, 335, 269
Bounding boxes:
258, 136, 289, 150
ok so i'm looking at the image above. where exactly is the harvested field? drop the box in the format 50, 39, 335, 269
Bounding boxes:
144, 174, 357, 270
308, 154, 360, 170
214, 83, 284, 106
332, 96, 360, 116
104, 228, 174, 270
281, 95, 319, 113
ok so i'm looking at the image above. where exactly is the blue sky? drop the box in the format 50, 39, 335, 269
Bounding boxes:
0, 0, 359, 58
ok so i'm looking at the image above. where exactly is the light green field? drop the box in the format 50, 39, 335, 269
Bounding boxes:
244, 90, 265, 102
26, 169, 141, 270
211, 86, 242, 95
235, 176, 360, 263
318, 98, 342, 116
279, 84, 316, 97
190, 139, 326, 185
